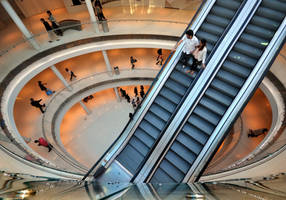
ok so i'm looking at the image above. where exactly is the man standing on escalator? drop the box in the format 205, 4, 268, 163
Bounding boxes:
172, 29, 199, 69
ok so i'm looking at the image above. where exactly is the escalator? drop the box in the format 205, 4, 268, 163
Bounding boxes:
147, 0, 286, 183
112, 0, 245, 180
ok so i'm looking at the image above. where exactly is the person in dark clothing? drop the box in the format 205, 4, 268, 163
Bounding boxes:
119, 88, 125, 97
130, 56, 137, 70
129, 112, 133, 120
120, 88, 127, 98
156, 49, 163, 65
34, 137, 53, 152
248, 128, 268, 137
134, 86, 138, 96
94, 0, 102, 9
83, 95, 94, 103
131, 98, 136, 109
47, 10, 63, 36
40, 18, 58, 42
38, 81, 47, 92
140, 85, 145, 98
38, 81, 55, 96
125, 94, 131, 103
30, 98, 45, 113
94, 4, 106, 21
65, 68, 77, 81
72, 0, 82, 5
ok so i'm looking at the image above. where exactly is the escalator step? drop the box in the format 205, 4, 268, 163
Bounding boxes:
205, 14, 229, 28
165, 151, 190, 174
200, 23, 225, 36
170, 70, 193, 87
149, 104, 171, 122
144, 112, 166, 131
217, 69, 245, 88
160, 160, 184, 182
228, 50, 257, 68
196, 30, 219, 45
211, 79, 239, 98
176, 133, 203, 155
151, 168, 177, 183
245, 24, 274, 40
135, 128, 157, 140
134, 130, 155, 148
261, 0, 286, 14
154, 96, 176, 113
194, 105, 221, 126
160, 87, 182, 105
165, 79, 186, 96
211, 5, 235, 19
129, 136, 149, 156
182, 123, 209, 145
256, 7, 285, 22
117, 144, 144, 174
216, 0, 241, 10
222, 60, 251, 78
139, 120, 161, 138
251, 15, 280, 31
171, 141, 197, 163
188, 115, 215, 135
200, 96, 227, 116
240, 33, 269, 50
234, 41, 263, 59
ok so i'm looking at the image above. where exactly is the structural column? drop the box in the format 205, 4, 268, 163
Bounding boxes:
1, 0, 40, 50
85, 0, 100, 33
102, 50, 113, 75
114, 87, 121, 102
79, 101, 91, 115
50, 65, 72, 91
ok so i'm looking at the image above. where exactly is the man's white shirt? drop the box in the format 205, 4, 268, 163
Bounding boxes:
182, 35, 199, 54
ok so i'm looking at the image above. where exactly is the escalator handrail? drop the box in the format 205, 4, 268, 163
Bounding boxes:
80, 0, 209, 182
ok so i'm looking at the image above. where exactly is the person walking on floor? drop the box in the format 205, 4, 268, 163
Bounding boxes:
119, 88, 127, 98
34, 137, 53, 152
38, 81, 55, 96
248, 128, 268, 137
187, 39, 207, 75
65, 68, 77, 81
40, 18, 59, 43
93, 3, 106, 21
125, 94, 131, 103
38, 81, 47, 92
173, 29, 199, 68
131, 98, 137, 109
30, 98, 45, 113
140, 85, 145, 98
156, 49, 163, 66
134, 86, 138, 96
130, 56, 137, 70
47, 10, 63, 36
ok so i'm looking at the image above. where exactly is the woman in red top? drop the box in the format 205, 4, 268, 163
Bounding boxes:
34, 137, 53, 152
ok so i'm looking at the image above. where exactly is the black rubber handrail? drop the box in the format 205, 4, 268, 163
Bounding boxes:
81, 0, 208, 182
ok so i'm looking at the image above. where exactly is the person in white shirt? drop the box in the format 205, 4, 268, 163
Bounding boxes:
173, 30, 199, 68
187, 39, 207, 75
